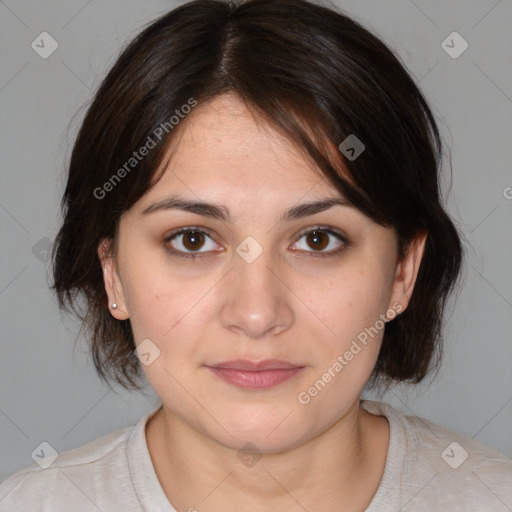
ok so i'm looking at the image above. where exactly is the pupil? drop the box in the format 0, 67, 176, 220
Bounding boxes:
183, 231, 204, 251
307, 231, 328, 250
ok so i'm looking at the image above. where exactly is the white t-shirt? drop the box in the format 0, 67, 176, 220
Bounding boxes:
1, 399, 511, 511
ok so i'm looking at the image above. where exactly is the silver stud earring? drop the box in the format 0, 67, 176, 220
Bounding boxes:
112, 303, 117, 309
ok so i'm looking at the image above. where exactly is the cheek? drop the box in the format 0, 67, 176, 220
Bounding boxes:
125, 271, 208, 402
123, 258, 219, 368
126, 273, 205, 343
300, 259, 393, 360
293, 264, 393, 418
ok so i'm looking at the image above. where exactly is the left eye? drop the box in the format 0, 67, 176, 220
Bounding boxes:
290, 229, 346, 255
167, 230, 219, 253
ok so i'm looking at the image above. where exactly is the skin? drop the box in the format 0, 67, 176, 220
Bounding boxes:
98, 93, 426, 512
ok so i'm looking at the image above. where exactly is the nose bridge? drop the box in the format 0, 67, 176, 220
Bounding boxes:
219, 240, 294, 338
235, 242, 277, 294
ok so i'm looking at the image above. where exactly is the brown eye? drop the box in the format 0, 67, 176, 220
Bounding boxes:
165, 229, 219, 257
305, 230, 329, 251
290, 227, 347, 257
182, 231, 205, 251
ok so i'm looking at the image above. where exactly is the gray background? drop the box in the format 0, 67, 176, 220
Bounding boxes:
1, 0, 511, 481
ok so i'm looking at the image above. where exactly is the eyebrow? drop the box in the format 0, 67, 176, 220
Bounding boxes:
141, 195, 349, 222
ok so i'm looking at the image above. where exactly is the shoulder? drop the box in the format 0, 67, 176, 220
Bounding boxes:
404, 412, 512, 511
0, 423, 135, 511
362, 399, 512, 511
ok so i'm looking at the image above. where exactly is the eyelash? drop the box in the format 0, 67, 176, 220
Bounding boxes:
163, 225, 349, 260
163, 225, 350, 260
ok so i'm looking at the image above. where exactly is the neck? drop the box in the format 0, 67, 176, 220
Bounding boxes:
146, 399, 388, 512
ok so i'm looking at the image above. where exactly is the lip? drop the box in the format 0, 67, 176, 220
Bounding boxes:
208, 359, 303, 371
205, 359, 306, 390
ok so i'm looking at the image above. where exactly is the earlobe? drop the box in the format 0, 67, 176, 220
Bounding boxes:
389, 231, 427, 313
97, 238, 130, 320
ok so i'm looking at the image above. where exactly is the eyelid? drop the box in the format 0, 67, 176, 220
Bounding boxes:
164, 225, 215, 240
163, 225, 349, 259
290, 225, 349, 257
163, 226, 222, 259
294, 224, 346, 241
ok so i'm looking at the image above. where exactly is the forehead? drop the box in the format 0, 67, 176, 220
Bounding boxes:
148, 94, 341, 201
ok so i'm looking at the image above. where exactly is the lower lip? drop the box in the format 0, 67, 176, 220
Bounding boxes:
206, 367, 305, 389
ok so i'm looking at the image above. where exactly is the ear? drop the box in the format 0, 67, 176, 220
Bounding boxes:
388, 231, 427, 314
97, 238, 130, 320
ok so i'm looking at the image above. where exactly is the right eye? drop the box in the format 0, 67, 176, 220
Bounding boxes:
164, 228, 222, 259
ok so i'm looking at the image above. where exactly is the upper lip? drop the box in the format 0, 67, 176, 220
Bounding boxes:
206, 359, 304, 371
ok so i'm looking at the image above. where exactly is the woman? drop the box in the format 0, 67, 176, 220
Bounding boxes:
1, 0, 510, 510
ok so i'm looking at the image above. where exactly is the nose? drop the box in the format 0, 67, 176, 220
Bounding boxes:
219, 248, 294, 339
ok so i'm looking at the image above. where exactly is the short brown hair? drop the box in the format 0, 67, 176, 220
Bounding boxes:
52, 0, 463, 392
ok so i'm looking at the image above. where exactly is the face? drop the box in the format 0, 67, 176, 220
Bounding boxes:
99, 93, 424, 453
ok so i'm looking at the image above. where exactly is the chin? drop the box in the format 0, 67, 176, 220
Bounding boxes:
217, 427, 307, 456
204, 403, 309, 452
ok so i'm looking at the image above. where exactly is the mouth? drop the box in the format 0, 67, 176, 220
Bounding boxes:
205, 359, 306, 390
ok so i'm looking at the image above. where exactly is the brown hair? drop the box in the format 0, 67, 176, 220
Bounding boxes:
52, 0, 463, 392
